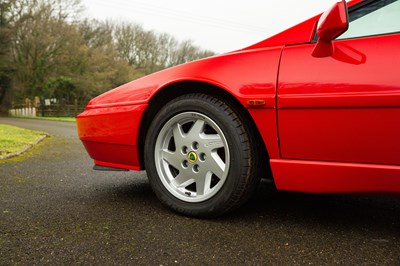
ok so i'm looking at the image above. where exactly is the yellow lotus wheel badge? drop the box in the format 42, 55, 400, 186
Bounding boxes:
188, 151, 198, 163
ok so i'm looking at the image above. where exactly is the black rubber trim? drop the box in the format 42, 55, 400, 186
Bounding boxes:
93, 165, 129, 171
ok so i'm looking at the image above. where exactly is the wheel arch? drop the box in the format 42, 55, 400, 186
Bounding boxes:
138, 80, 272, 179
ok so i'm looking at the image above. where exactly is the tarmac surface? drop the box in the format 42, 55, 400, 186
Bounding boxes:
0, 117, 399, 265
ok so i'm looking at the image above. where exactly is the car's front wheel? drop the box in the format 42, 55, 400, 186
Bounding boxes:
145, 93, 260, 217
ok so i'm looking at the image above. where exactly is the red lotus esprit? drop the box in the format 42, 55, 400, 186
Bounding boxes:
77, 0, 400, 217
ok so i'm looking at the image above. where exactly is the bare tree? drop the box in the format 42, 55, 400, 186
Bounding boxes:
0, 0, 15, 111
2, 0, 215, 109
114, 21, 215, 75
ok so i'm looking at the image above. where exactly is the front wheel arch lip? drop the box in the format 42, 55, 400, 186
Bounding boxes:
137, 81, 271, 173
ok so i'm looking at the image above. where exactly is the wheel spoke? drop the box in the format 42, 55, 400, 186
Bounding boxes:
173, 173, 195, 188
202, 134, 224, 151
196, 173, 212, 196
206, 152, 225, 179
172, 122, 185, 147
162, 149, 181, 170
188, 119, 205, 138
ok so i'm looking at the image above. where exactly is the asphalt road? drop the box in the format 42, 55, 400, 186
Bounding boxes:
1, 117, 399, 265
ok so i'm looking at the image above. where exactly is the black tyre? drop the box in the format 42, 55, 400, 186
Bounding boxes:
144, 93, 260, 217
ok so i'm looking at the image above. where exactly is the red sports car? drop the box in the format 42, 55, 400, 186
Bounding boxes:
77, 0, 400, 217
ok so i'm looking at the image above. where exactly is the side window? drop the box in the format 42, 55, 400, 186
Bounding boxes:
339, 0, 400, 39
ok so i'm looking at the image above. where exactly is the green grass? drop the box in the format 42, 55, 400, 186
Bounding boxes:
14, 116, 76, 122
0, 124, 47, 159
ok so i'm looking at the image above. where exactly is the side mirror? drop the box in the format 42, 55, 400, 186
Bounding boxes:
312, 0, 349, 57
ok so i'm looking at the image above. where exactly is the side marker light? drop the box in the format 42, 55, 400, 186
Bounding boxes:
247, 100, 266, 107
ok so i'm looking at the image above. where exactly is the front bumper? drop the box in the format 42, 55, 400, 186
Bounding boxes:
76, 104, 147, 171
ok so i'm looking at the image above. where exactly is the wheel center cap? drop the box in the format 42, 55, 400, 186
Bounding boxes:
188, 151, 198, 163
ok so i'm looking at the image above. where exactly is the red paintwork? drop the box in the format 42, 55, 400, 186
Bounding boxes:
312, 0, 348, 57
271, 159, 400, 193
278, 34, 400, 166
77, 0, 400, 194
77, 104, 146, 170
316, 0, 348, 41
78, 47, 283, 166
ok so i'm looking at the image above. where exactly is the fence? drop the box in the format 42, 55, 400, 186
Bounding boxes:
9, 107, 37, 117
9, 98, 86, 118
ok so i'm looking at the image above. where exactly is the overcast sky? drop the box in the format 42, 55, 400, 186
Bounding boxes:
83, 0, 339, 54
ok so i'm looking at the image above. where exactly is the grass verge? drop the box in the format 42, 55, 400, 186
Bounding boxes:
13, 116, 76, 122
0, 124, 47, 159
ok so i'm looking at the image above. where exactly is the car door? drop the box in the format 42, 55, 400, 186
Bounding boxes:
277, 0, 400, 165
